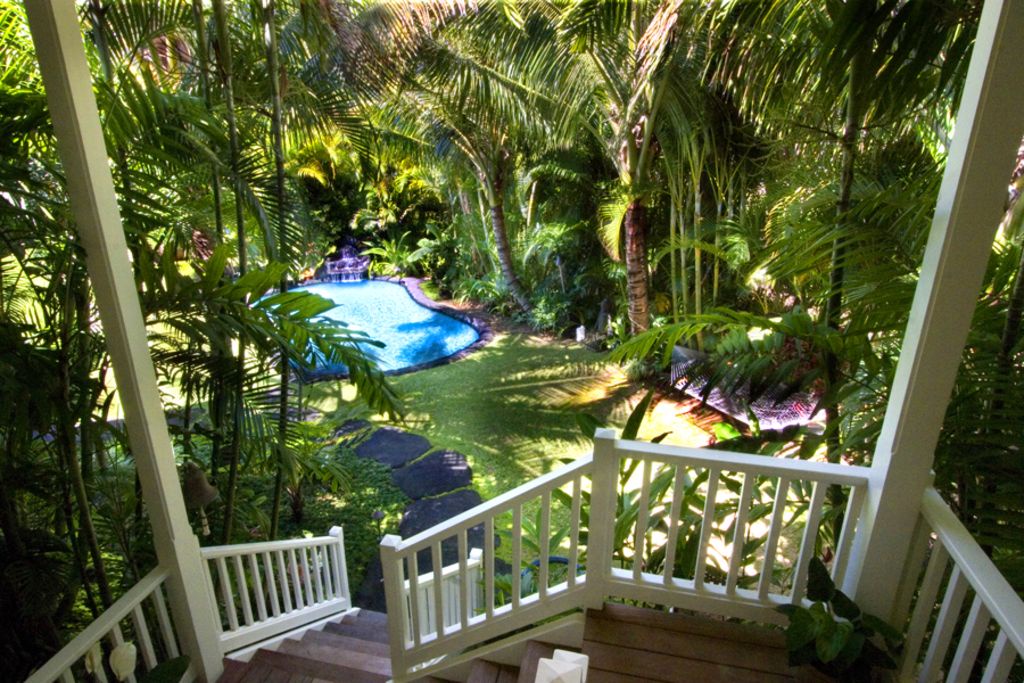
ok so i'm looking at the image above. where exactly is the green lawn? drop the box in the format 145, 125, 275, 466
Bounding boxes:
307, 331, 710, 501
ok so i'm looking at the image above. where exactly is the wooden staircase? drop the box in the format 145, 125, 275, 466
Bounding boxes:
219, 610, 392, 683
219, 603, 805, 682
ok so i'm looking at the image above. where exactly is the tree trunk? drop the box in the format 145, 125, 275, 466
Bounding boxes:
624, 199, 650, 333
823, 53, 864, 465
487, 171, 531, 313
213, 0, 248, 543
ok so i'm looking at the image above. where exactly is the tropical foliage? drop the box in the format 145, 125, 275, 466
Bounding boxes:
3, 0, 1022, 677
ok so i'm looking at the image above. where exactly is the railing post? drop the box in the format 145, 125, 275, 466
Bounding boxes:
380, 535, 408, 681
585, 428, 618, 610
329, 526, 351, 604
844, 0, 1024, 619
23, 2, 223, 679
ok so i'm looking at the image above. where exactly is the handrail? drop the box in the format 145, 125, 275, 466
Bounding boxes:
611, 437, 872, 486
27, 567, 177, 683
200, 527, 351, 655
395, 456, 593, 552
920, 488, 1024, 654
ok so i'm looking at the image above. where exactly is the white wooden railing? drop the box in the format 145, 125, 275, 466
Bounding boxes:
380, 430, 872, 680
26, 567, 191, 683
895, 488, 1024, 683
403, 548, 484, 642
201, 526, 351, 653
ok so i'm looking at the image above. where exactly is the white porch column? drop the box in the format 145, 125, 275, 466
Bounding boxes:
845, 0, 1024, 619
23, 2, 223, 679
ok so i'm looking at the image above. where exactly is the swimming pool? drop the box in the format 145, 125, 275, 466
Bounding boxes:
298, 280, 481, 375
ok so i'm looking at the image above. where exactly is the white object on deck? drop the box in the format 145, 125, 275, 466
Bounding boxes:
553, 650, 589, 682
535, 658, 583, 683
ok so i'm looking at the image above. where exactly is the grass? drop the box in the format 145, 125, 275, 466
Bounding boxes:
307, 331, 710, 502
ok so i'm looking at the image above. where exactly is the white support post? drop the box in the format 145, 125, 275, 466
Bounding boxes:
22, 3, 224, 679
585, 429, 618, 610
845, 0, 1024, 619
380, 534, 409, 679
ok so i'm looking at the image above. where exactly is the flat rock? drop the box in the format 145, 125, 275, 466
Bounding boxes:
392, 450, 472, 499
354, 427, 431, 468
400, 490, 495, 573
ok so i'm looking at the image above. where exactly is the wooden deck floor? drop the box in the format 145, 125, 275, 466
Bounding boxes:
581, 603, 808, 683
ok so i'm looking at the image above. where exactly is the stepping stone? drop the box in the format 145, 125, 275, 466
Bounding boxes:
400, 489, 491, 573
354, 427, 431, 468
392, 450, 472, 499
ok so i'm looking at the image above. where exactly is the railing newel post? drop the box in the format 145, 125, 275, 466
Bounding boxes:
585, 428, 618, 611
380, 534, 409, 680
329, 526, 350, 605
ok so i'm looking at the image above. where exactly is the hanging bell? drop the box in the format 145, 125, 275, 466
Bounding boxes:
182, 461, 219, 536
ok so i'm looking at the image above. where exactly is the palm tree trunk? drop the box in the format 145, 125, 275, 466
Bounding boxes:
693, 185, 703, 349
191, 0, 226, 243
213, 0, 248, 543
487, 169, 531, 313
823, 52, 865, 464
265, 0, 290, 540
669, 201, 678, 324
624, 199, 650, 333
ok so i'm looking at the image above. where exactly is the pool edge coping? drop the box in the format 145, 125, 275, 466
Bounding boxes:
376, 276, 494, 376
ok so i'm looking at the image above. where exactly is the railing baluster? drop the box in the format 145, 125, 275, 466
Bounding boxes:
633, 460, 653, 583
458, 530, 470, 628
663, 464, 686, 585
920, 565, 969, 681
233, 555, 254, 626
790, 480, 828, 603
831, 483, 865, 588
947, 596, 991, 683
150, 584, 179, 658
980, 632, 1016, 683
568, 477, 582, 589
726, 472, 755, 595
539, 490, 552, 596
693, 467, 720, 591
130, 604, 157, 670
215, 557, 239, 631
757, 477, 791, 601
899, 540, 949, 681
511, 505, 522, 608
431, 542, 445, 637
277, 550, 294, 612
287, 548, 305, 610
484, 516, 495, 618
407, 553, 422, 645
299, 547, 315, 606
262, 552, 281, 617
310, 543, 325, 603
247, 554, 267, 622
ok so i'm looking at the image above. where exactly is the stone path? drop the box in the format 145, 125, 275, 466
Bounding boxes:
337, 421, 490, 610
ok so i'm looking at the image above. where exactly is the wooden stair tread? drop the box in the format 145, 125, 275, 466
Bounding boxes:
582, 640, 794, 683
593, 603, 785, 649
516, 641, 558, 683
344, 609, 388, 627
468, 660, 519, 683
277, 637, 392, 676
219, 658, 250, 683
252, 648, 389, 683
300, 628, 391, 657
585, 609, 791, 676
324, 614, 391, 644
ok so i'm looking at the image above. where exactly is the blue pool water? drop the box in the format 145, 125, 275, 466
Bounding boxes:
298, 280, 480, 375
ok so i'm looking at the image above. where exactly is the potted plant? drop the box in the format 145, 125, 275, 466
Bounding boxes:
779, 558, 902, 682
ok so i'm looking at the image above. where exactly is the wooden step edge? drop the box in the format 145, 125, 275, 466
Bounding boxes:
253, 648, 390, 683
276, 638, 392, 676
300, 628, 392, 657
591, 603, 786, 648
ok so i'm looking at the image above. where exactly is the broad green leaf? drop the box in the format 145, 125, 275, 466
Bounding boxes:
806, 557, 836, 602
